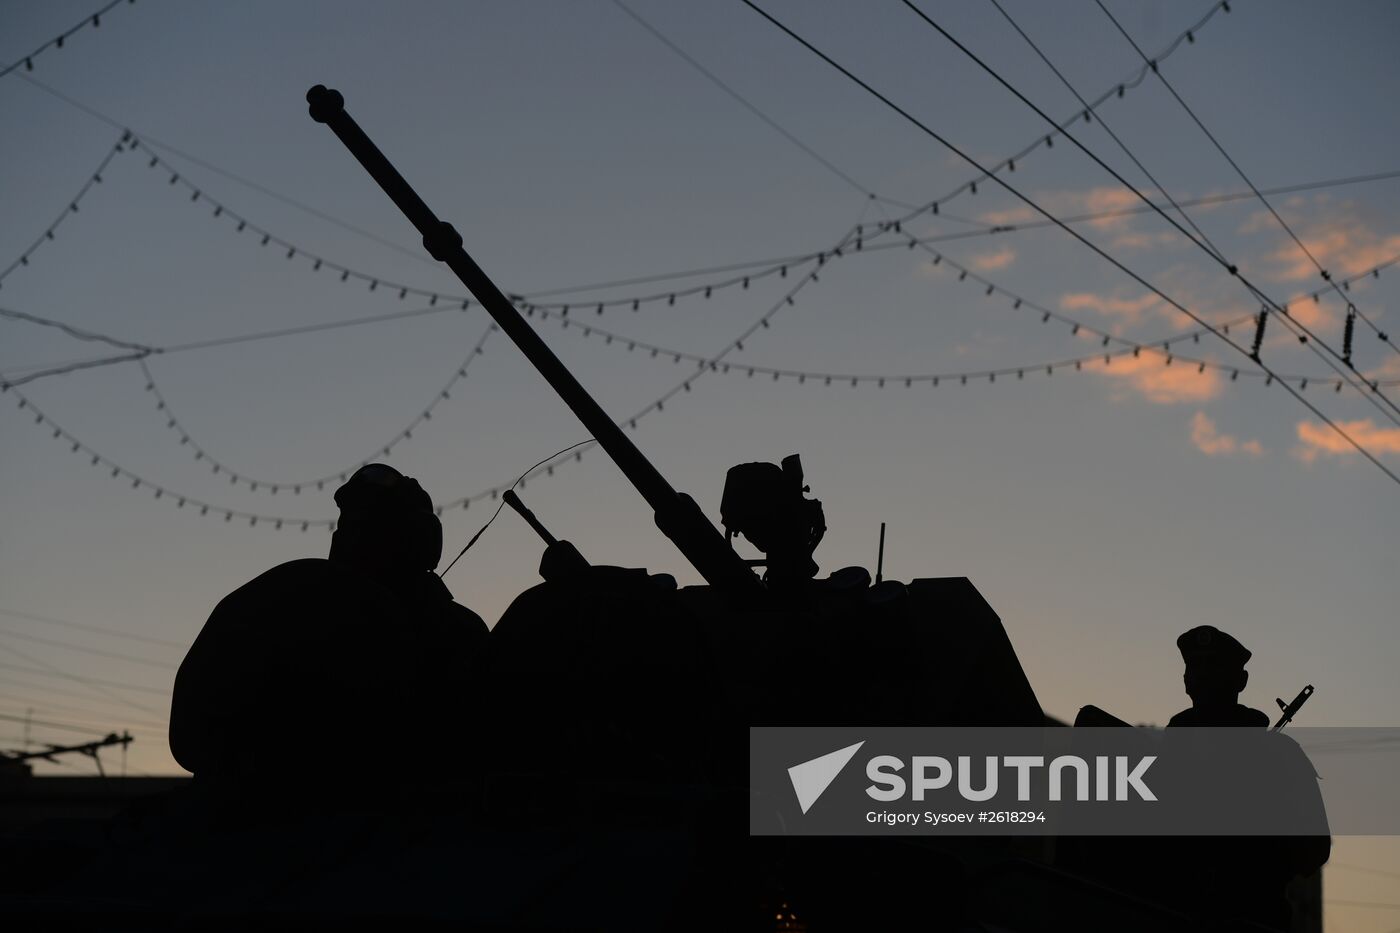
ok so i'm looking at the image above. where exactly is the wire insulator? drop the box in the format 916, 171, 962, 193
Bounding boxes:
1250, 309, 1268, 362
1343, 305, 1356, 366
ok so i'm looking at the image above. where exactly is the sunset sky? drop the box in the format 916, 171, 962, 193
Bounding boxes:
2, 1, 1398, 926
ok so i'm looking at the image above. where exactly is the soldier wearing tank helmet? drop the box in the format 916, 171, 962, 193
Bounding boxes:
169, 464, 488, 807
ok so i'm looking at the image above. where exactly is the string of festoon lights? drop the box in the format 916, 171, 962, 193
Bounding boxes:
113, 232, 847, 497
882, 228, 1400, 394
1087, 0, 1399, 368
16, 220, 1395, 532
2, 224, 855, 527
8, 141, 1398, 513
94, 231, 1400, 506
113, 126, 1400, 336
890, 0, 1400, 429
135, 322, 498, 494
112, 2, 1233, 319
528, 248, 1400, 391
127, 133, 844, 316
0, 0, 133, 80
0, 133, 128, 285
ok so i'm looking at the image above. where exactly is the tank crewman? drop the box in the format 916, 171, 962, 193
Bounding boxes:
1167, 625, 1270, 728
169, 464, 489, 808
719, 454, 826, 589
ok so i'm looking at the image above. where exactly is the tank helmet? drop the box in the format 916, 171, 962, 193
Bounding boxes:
1177, 625, 1251, 671
332, 463, 443, 572
720, 454, 825, 581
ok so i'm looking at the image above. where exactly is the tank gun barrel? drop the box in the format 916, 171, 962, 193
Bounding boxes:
305, 86, 759, 597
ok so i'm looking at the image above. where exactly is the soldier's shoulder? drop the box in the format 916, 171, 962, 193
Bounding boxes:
1237, 704, 1271, 727
1166, 707, 1197, 727
214, 558, 353, 609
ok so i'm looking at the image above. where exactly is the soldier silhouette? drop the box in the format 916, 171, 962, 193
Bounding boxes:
1157, 625, 1329, 930
719, 454, 825, 589
1167, 625, 1269, 728
169, 464, 488, 811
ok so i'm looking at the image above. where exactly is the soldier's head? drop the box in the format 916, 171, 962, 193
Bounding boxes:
330, 464, 443, 578
720, 454, 825, 585
1177, 625, 1251, 708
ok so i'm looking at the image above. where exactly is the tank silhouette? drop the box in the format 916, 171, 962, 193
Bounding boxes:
296, 85, 1060, 929
0, 87, 1323, 932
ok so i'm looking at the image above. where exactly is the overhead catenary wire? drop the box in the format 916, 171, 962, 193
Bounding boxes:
0, 628, 178, 670
738, 0, 1400, 487
1092, 0, 1400, 364
609, 0, 910, 209
0, 694, 170, 731
896, 0, 1400, 426
974, 0, 1400, 426
865, 0, 1237, 234
0, 674, 174, 712
0, 646, 170, 719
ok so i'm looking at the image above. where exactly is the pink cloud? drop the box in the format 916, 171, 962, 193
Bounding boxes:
1294, 418, 1400, 463
1243, 201, 1400, 282
1093, 353, 1224, 404
977, 209, 1035, 228
1190, 411, 1264, 457
1060, 291, 1163, 325
970, 247, 1016, 271
1083, 187, 1144, 231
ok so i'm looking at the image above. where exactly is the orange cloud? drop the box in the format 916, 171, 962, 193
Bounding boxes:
977, 206, 1036, 227
970, 247, 1016, 271
1246, 202, 1400, 282
1294, 418, 1400, 463
1083, 187, 1143, 231
1093, 352, 1224, 404
1111, 230, 1180, 251
1060, 291, 1163, 325
1190, 411, 1264, 457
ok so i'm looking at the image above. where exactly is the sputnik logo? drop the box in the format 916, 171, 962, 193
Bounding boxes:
787, 741, 866, 814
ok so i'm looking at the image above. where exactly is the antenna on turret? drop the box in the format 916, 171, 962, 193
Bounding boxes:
875, 521, 886, 585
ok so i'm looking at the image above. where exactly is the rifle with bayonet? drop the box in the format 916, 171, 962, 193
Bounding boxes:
1272, 684, 1314, 732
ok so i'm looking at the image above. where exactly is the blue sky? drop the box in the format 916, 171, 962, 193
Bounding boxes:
2, 1, 1398, 923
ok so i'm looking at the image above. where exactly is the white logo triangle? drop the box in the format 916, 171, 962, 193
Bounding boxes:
787, 740, 866, 814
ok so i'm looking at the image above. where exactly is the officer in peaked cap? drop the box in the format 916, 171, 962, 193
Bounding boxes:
1167, 625, 1270, 728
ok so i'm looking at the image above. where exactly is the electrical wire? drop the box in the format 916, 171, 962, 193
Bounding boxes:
976, 0, 1400, 426
0, 627, 177, 670
1092, 0, 1400, 363
897, 0, 1400, 425
738, 0, 1400, 486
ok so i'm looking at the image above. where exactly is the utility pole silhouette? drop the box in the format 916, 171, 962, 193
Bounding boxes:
1, 731, 133, 777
